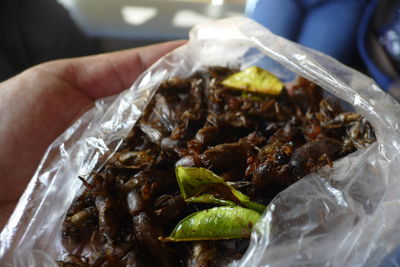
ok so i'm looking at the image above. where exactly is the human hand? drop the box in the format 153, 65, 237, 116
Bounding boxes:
0, 40, 185, 229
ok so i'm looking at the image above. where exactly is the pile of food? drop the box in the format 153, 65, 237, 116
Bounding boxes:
59, 66, 376, 267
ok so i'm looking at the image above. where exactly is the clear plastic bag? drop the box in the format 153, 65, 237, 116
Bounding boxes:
2, 17, 400, 267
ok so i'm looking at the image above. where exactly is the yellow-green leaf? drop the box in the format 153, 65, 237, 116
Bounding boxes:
162, 206, 260, 241
175, 167, 266, 213
187, 194, 236, 206
230, 189, 267, 214
176, 166, 223, 200
221, 66, 283, 95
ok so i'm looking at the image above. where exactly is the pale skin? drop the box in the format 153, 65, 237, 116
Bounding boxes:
0, 40, 185, 229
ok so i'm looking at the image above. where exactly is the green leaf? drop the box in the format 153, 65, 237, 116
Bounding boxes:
162, 206, 261, 241
187, 194, 236, 206
230, 189, 267, 214
221, 66, 283, 95
175, 167, 266, 213
176, 166, 224, 200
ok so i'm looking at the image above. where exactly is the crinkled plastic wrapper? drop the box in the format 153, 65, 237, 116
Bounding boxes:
2, 17, 400, 267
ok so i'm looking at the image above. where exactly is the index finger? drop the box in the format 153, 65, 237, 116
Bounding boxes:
37, 40, 187, 100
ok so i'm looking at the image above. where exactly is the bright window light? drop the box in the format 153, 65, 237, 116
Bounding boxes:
121, 6, 158, 25
173, 10, 213, 28
211, 0, 224, 5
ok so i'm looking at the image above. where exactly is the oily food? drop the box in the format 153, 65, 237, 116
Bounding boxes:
59, 66, 376, 267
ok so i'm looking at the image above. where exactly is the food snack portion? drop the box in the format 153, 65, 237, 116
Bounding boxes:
59, 66, 376, 267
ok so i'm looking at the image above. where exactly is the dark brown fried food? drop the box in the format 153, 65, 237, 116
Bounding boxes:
186, 241, 217, 267
60, 68, 376, 267
153, 194, 184, 222
132, 212, 175, 267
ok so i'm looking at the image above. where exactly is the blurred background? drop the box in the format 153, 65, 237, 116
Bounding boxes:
1, 0, 400, 100
0, 0, 245, 82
